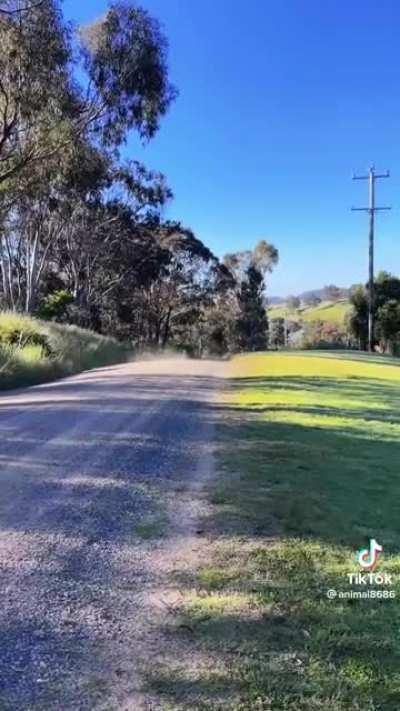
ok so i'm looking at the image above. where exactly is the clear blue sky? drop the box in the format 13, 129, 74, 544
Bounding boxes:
63, 0, 400, 296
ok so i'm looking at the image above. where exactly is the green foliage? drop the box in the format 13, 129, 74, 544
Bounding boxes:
349, 273, 400, 352
349, 285, 369, 349
376, 300, 400, 353
0, 0, 179, 330
234, 266, 268, 352
269, 317, 285, 348
0, 311, 50, 351
220, 241, 279, 354
252, 239, 279, 274
0, 2, 277, 358
0, 0, 177, 185
268, 301, 353, 351
80, 1, 177, 144
375, 270, 400, 304
301, 320, 348, 349
37, 290, 74, 322
224, 239, 279, 283
202, 311, 231, 356
0, 0, 73, 185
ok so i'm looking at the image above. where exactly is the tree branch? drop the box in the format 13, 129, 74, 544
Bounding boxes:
0, 1, 44, 15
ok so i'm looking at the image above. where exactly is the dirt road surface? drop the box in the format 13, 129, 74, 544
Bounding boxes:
0, 358, 227, 710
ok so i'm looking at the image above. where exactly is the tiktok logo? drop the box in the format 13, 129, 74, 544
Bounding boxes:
357, 539, 383, 572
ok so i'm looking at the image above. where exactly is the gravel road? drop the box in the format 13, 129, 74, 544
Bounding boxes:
0, 357, 227, 710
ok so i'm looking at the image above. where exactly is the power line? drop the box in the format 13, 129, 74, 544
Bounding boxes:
352, 165, 391, 352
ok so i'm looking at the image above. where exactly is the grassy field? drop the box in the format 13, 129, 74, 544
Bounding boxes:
160, 351, 400, 710
0, 312, 131, 390
269, 300, 351, 326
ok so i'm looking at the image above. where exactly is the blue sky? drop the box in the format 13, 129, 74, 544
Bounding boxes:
63, 0, 400, 296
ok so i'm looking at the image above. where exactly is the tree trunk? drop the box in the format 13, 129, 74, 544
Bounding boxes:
25, 231, 39, 313
162, 307, 172, 348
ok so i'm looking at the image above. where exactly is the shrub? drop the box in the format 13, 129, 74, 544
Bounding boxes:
301, 320, 348, 349
0, 312, 132, 390
0, 312, 51, 352
37, 290, 74, 322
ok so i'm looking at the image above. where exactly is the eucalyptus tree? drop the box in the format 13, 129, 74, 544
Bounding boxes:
0, 0, 73, 185
234, 265, 269, 351
34, 140, 171, 327
0, 0, 176, 187
0, 136, 106, 311
140, 225, 226, 349
0, 0, 177, 314
102, 222, 234, 350
222, 240, 279, 352
223, 240, 279, 284
79, 1, 177, 146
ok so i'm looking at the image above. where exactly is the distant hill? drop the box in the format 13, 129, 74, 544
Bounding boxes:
269, 286, 350, 304
268, 299, 352, 327
300, 287, 350, 301
268, 296, 285, 304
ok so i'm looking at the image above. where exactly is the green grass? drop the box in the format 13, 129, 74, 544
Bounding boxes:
0, 311, 131, 390
152, 351, 400, 710
269, 299, 351, 326
134, 515, 167, 540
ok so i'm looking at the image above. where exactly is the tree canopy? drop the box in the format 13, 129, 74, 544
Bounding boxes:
349, 272, 400, 353
0, 0, 279, 356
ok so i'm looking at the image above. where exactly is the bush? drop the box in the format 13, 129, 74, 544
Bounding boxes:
0, 311, 132, 390
37, 290, 74, 322
301, 320, 348, 350
0, 311, 51, 352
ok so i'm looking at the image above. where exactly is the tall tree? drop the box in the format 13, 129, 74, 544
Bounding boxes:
375, 300, 400, 354
0, 0, 177, 315
80, 1, 177, 145
234, 265, 269, 351
224, 239, 278, 283
223, 240, 279, 353
0, 0, 177, 186
0, 0, 73, 185
349, 272, 400, 351
269, 317, 285, 348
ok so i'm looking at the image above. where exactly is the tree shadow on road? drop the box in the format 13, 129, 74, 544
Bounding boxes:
0, 372, 223, 710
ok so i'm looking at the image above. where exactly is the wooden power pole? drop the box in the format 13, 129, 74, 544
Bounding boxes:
352, 166, 391, 352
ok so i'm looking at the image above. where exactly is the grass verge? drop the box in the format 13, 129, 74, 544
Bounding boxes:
0, 311, 131, 390
153, 351, 400, 710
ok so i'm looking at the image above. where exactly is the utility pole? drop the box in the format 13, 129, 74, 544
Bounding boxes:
352, 165, 391, 352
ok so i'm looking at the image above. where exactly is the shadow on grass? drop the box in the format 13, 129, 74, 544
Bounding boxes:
208, 374, 400, 550
146, 373, 400, 710
209, 417, 400, 550
152, 545, 400, 710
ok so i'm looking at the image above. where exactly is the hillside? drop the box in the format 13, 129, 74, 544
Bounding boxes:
268, 299, 352, 326
0, 312, 131, 390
